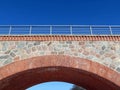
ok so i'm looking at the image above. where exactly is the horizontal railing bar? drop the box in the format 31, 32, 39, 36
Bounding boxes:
0, 34, 120, 36
0, 25, 120, 26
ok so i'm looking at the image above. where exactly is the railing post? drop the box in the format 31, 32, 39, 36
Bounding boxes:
109, 26, 113, 35
50, 26, 52, 35
70, 26, 72, 35
29, 26, 32, 35
90, 26, 93, 35
9, 26, 12, 35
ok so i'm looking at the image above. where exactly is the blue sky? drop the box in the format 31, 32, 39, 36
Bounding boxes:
0, 0, 120, 89
0, 0, 120, 25
27, 82, 73, 90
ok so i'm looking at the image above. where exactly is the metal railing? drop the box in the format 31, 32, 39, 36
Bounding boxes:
0, 25, 120, 36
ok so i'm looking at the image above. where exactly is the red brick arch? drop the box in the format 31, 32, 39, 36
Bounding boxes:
0, 55, 120, 90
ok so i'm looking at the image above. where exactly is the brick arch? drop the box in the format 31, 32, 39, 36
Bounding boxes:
0, 55, 120, 90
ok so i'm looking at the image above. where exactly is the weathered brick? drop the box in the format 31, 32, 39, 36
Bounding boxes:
0, 55, 119, 90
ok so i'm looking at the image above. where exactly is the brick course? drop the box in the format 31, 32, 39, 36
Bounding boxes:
0, 36, 120, 41
0, 55, 120, 90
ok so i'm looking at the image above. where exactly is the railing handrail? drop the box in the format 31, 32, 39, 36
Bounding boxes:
0, 25, 120, 26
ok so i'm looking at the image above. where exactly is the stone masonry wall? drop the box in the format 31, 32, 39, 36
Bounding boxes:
0, 41, 120, 73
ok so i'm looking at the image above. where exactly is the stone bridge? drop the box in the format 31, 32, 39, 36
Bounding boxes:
0, 36, 120, 90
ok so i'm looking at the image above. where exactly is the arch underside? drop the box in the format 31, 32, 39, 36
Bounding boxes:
0, 55, 120, 90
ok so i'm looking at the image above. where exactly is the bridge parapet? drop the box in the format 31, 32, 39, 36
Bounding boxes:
0, 36, 120, 73
0, 25, 120, 90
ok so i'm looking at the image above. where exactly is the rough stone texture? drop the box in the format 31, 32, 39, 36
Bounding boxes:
0, 55, 120, 90
0, 35, 120, 90
0, 41, 120, 73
